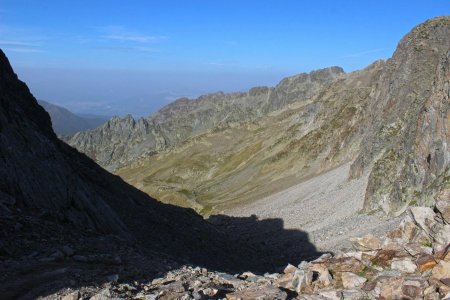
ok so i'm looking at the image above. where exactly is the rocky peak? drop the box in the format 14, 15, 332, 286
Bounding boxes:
350, 16, 450, 213
67, 65, 343, 171
268, 66, 345, 110
0, 51, 54, 139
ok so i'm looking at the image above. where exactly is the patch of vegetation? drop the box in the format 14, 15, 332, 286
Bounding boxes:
215, 142, 262, 175
357, 266, 370, 277
199, 205, 213, 216
421, 242, 432, 247
178, 189, 193, 197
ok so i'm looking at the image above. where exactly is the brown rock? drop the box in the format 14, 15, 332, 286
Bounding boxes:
379, 277, 404, 299
335, 250, 363, 260
402, 285, 422, 298
309, 263, 333, 287
226, 286, 287, 300
361, 281, 376, 292
277, 272, 295, 290
416, 254, 437, 272
431, 260, 450, 280
350, 234, 382, 251
435, 243, 450, 261
387, 227, 403, 239
394, 216, 418, 243
328, 257, 365, 273
371, 249, 397, 267
283, 264, 298, 274
360, 251, 377, 264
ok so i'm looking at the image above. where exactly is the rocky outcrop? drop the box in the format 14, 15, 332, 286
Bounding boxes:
115, 58, 384, 212
50, 205, 450, 299
111, 17, 450, 215
67, 67, 344, 171
350, 16, 450, 213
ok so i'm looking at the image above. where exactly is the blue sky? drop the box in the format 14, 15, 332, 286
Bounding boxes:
1, 1, 448, 116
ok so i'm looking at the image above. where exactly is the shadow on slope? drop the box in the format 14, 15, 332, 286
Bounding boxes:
209, 214, 324, 271
0, 204, 323, 299
0, 48, 323, 298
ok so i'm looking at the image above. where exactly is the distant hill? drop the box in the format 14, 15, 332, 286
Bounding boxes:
38, 100, 109, 135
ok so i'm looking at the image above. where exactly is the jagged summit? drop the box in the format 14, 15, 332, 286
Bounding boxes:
67, 66, 344, 171
67, 17, 450, 218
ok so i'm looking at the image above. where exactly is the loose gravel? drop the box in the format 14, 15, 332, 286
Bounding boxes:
223, 162, 403, 253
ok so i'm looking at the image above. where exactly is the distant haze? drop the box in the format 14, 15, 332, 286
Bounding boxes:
2, 1, 448, 116
16, 67, 286, 117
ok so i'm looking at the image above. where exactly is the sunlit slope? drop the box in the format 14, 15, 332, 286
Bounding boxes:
117, 62, 384, 214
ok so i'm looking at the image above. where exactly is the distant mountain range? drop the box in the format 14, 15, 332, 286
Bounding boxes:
38, 100, 109, 135
67, 17, 450, 216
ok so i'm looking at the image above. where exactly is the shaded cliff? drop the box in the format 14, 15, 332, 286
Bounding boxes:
0, 49, 326, 300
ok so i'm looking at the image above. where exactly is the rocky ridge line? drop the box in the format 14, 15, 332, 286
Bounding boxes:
67, 67, 344, 171
67, 17, 450, 215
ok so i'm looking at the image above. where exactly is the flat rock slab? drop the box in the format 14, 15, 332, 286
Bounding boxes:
226, 286, 287, 300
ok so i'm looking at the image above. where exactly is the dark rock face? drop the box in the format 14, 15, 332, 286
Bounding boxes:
67, 67, 344, 171
0, 49, 218, 257
0, 50, 322, 298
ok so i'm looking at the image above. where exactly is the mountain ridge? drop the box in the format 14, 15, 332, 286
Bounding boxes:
67, 66, 344, 171
68, 17, 450, 217
38, 100, 109, 135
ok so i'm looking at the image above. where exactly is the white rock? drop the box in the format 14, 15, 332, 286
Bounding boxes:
409, 207, 436, 235
391, 258, 417, 273
318, 290, 341, 300
341, 272, 367, 288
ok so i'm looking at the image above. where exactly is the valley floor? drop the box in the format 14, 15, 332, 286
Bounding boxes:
223, 162, 403, 252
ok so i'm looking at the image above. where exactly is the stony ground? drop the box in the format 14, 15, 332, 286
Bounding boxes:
224, 163, 403, 252
45, 200, 450, 300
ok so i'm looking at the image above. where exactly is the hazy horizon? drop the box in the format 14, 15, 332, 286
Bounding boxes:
2, 1, 449, 116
